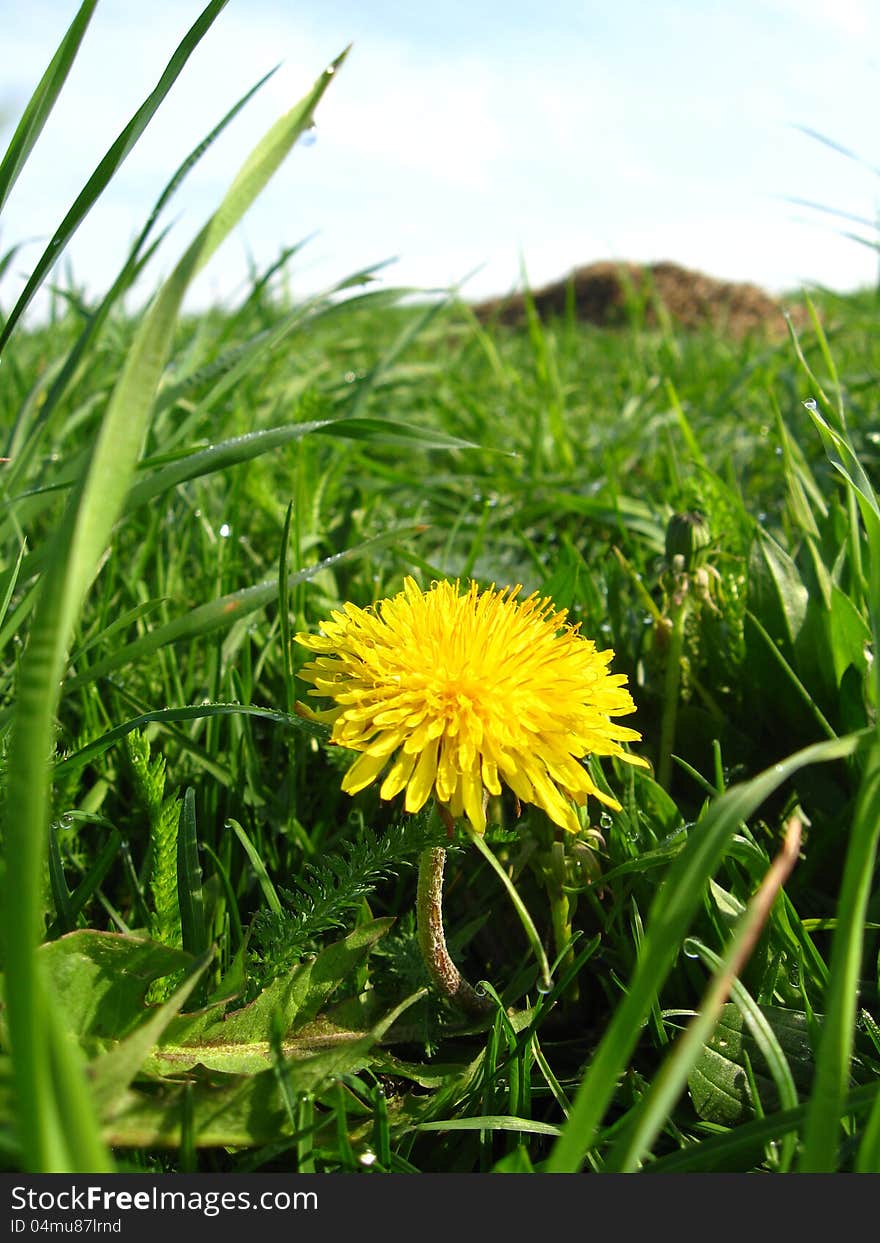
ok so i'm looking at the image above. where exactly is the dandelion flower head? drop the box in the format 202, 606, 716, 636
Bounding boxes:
295, 577, 647, 834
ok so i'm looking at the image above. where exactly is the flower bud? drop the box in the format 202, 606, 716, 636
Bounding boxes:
665, 510, 710, 571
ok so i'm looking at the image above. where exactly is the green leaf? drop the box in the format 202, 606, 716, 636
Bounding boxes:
688, 1003, 813, 1125
156, 918, 393, 1073
749, 527, 809, 651
37, 932, 195, 1045
89, 953, 212, 1116
829, 583, 871, 686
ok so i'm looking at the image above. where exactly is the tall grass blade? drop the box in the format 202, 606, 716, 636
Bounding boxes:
0, 0, 98, 215
799, 742, 880, 1170
0, 0, 231, 349
1, 46, 347, 1170
545, 731, 870, 1173
5, 64, 278, 467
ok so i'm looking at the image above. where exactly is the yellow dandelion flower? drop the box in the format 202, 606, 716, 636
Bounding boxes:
295, 576, 648, 835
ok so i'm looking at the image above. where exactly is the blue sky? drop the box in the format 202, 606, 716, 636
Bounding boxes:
2, 0, 880, 317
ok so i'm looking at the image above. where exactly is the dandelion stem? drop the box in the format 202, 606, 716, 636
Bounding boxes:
548, 839, 578, 999
658, 597, 688, 791
416, 844, 493, 1016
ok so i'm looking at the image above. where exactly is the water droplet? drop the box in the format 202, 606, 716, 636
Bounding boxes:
359, 1150, 376, 1166
683, 942, 700, 959
219, 522, 231, 538
803, 398, 818, 413
536, 977, 554, 995
344, 370, 356, 383
774, 446, 782, 456
300, 124, 317, 147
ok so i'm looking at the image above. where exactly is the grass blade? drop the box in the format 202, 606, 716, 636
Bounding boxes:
545, 730, 870, 1173
0, 0, 98, 215
0, 0, 231, 349
1, 45, 347, 1170
177, 789, 207, 956
799, 741, 880, 1170
63, 527, 423, 691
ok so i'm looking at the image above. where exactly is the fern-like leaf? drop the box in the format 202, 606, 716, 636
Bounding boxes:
252, 811, 445, 977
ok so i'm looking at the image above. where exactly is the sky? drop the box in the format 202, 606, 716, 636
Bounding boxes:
1, 0, 880, 319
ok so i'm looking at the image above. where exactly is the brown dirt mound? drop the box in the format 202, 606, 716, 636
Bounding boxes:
474, 260, 799, 338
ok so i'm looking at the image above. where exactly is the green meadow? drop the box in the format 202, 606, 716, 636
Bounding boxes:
1, 2, 880, 1175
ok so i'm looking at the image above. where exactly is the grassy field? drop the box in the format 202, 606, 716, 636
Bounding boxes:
2, 4, 880, 1175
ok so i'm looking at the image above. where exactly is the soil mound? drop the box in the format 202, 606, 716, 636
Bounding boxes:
474, 260, 797, 338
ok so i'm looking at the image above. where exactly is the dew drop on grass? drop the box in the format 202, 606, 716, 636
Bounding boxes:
803, 398, 818, 413
300, 124, 317, 147
536, 976, 554, 995
219, 522, 231, 538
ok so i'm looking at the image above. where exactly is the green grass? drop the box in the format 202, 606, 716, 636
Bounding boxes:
1, 2, 880, 1174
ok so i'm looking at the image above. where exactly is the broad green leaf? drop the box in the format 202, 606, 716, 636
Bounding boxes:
106, 987, 423, 1147
37, 932, 195, 1046
829, 582, 871, 685
156, 918, 393, 1072
688, 1003, 812, 1125
89, 953, 211, 1115
749, 527, 808, 651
